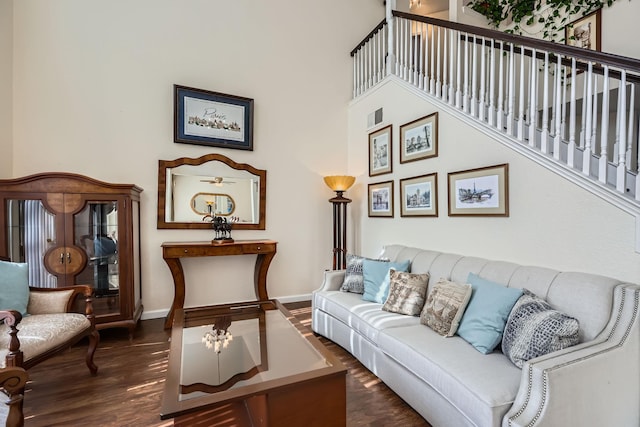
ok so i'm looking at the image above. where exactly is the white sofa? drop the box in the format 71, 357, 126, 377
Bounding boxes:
312, 244, 640, 427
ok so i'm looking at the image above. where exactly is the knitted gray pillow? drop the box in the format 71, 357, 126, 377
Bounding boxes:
340, 254, 388, 294
502, 289, 580, 368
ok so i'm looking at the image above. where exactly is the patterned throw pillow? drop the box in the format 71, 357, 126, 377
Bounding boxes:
340, 254, 388, 294
420, 279, 473, 336
502, 289, 580, 368
382, 270, 430, 316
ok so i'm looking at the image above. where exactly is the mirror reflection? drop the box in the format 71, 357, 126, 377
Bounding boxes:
190, 192, 235, 216
158, 153, 266, 230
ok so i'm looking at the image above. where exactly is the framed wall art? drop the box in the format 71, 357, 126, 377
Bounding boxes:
447, 164, 509, 217
565, 9, 601, 51
368, 180, 394, 218
400, 173, 438, 217
400, 112, 438, 164
369, 125, 392, 176
174, 85, 254, 150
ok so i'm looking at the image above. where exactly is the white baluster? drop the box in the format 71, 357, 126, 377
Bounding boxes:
541, 51, 549, 153
636, 117, 640, 201
528, 48, 538, 147
436, 27, 442, 97
479, 37, 487, 122
517, 48, 525, 140
488, 39, 496, 126
497, 41, 505, 130
599, 66, 610, 183
449, 29, 455, 104
568, 59, 577, 168
583, 63, 593, 176
386, 0, 395, 76
430, 24, 435, 94
353, 50, 357, 98
553, 55, 562, 160
463, 33, 469, 113
456, 31, 462, 108
617, 72, 628, 193
561, 64, 568, 140
471, 35, 478, 117
626, 84, 635, 169
580, 73, 587, 148
418, 23, 424, 90
591, 75, 599, 156
507, 43, 515, 135
408, 20, 414, 84
442, 27, 448, 100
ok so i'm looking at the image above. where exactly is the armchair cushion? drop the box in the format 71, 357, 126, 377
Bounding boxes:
27, 289, 75, 315
0, 313, 91, 368
0, 261, 29, 316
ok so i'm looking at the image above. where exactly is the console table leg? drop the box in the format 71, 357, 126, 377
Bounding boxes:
163, 257, 186, 329
254, 252, 275, 301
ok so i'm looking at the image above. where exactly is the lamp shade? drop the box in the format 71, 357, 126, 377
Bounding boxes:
323, 175, 355, 192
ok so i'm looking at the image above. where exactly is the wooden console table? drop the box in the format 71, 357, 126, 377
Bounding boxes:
161, 240, 277, 329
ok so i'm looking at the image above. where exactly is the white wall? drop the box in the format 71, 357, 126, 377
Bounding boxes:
348, 78, 640, 285
0, 0, 12, 178
10, 0, 383, 317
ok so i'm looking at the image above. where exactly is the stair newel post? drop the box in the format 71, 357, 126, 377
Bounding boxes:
507, 43, 515, 135
583, 62, 594, 176
488, 39, 496, 126
528, 48, 538, 147
616, 70, 628, 193
599, 66, 610, 183
541, 51, 550, 153
479, 37, 487, 122
568, 58, 577, 168
553, 54, 563, 160
386, 0, 396, 77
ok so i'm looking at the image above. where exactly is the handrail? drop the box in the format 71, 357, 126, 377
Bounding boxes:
391, 10, 640, 73
350, 18, 387, 57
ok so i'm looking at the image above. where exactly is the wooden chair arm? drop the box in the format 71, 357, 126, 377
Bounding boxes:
0, 311, 23, 369
0, 366, 27, 427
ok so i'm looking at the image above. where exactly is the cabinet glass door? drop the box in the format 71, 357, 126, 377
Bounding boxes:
74, 201, 120, 317
5, 199, 58, 287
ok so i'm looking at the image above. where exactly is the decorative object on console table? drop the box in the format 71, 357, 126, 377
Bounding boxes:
323, 175, 355, 270
368, 125, 393, 176
174, 85, 254, 150
400, 173, 438, 217
447, 163, 509, 217
0, 173, 143, 334
399, 112, 438, 164
203, 213, 236, 245
161, 240, 277, 329
368, 180, 394, 218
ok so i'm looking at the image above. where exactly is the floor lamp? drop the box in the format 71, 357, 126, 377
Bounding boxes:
323, 175, 355, 270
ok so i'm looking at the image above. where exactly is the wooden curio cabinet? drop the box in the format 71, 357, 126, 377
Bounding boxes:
0, 173, 143, 334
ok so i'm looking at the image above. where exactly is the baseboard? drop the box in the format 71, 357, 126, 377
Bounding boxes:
139, 294, 312, 321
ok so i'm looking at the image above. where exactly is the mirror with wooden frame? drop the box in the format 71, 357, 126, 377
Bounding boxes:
157, 153, 266, 230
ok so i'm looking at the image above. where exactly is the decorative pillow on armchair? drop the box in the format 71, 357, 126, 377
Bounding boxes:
502, 289, 580, 368
0, 260, 30, 316
420, 278, 472, 336
340, 254, 389, 294
382, 270, 430, 316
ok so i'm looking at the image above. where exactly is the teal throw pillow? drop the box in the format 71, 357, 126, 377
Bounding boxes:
457, 273, 523, 354
362, 259, 411, 304
0, 260, 30, 316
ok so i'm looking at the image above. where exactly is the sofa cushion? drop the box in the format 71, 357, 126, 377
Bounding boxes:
313, 290, 420, 344
340, 254, 388, 294
0, 313, 90, 368
362, 260, 411, 304
420, 278, 472, 337
502, 289, 580, 368
382, 270, 429, 316
378, 324, 522, 427
0, 261, 30, 316
457, 273, 523, 354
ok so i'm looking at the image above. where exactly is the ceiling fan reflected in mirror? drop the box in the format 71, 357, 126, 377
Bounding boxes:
200, 177, 237, 187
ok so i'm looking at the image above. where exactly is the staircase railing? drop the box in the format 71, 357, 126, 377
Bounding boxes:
351, 10, 640, 207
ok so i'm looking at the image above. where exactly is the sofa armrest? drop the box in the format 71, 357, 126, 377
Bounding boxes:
503, 284, 640, 427
315, 269, 346, 293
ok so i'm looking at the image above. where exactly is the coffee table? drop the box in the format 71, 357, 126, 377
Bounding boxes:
160, 300, 347, 426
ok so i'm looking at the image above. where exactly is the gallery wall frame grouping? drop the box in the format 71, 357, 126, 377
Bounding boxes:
174, 84, 254, 150
399, 112, 438, 164
447, 163, 509, 217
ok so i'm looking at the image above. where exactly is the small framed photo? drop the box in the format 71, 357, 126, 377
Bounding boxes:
174, 85, 254, 150
400, 112, 438, 164
565, 9, 601, 51
368, 181, 394, 218
448, 164, 509, 217
369, 125, 392, 176
400, 173, 438, 217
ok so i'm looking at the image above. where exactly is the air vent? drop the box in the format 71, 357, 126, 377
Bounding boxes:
367, 108, 383, 129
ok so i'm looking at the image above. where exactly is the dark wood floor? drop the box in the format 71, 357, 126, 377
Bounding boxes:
22, 302, 431, 427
